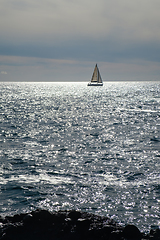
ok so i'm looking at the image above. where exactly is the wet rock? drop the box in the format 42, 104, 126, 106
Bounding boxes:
31, 209, 53, 222
5, 214, 26, 224
0, 217, 5, 225
0, 210, 158, 240
68, 210, 81, 222
76, 218, 90, 232
123, 224, 141, 239
109, 230, 122, 240
2, 223, 21, 239
88, 225, 114, 240
31, 209, 55, 229
53, 211, 66, 225
23, 213, 33, 225
12, 214, 25, 223
149, 228, 160, 240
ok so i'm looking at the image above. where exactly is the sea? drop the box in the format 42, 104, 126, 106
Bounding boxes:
0, 81, 160, 233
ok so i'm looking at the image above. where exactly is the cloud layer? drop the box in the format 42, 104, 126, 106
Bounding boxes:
0, 55, 160, 81
0, 0, 160, 81
1, 0, 160, 42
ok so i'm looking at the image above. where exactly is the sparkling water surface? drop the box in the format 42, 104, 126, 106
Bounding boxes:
0, 82, 160, 232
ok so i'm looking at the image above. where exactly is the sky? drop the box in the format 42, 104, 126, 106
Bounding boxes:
0, 0, 160, 81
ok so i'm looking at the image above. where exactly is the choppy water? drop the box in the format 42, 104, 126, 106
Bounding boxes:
0, 81, 160, 232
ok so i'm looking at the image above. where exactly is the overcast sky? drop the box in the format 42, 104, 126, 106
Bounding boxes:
0, 0, 160, 81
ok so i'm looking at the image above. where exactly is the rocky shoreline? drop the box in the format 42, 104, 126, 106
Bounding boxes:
0, 209, 159, 240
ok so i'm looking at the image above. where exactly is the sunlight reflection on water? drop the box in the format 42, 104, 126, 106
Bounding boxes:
0, 81, 160, 232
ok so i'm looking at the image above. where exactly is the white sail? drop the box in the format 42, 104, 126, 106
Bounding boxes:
97, 67, 102, 83
88, 64, 103, 86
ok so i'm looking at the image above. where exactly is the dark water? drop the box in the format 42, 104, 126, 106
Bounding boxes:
0, 82, 160, 232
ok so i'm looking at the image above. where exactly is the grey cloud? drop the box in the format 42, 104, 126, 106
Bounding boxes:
1, 0, 160, 81
1, 39, 160, 63
1, 0, 160, 45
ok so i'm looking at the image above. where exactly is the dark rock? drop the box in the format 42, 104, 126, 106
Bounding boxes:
76, 218, 90, 232
149, 228, 160, 240
31, 209, 54, 227
3, 223, 19, 237
12, 214, 25, 223
53, 211, 66, 225
107, 228, 117, 239
123, 224, 141, 239
5, 214, 26, 224
109, 230, 122, 240
32, 209, 53, 221
0, 210, 157, 240
0, 217, 3, 224
23, 213, 34, 225
68, 210, 81, 222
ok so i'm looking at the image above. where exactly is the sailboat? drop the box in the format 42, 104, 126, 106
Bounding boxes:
88, 64, 103, 86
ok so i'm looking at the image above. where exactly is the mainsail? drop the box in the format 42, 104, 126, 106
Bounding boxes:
88, 64, 103, 86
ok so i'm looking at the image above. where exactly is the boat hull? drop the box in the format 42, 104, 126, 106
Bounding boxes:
87, 83, 103, 86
